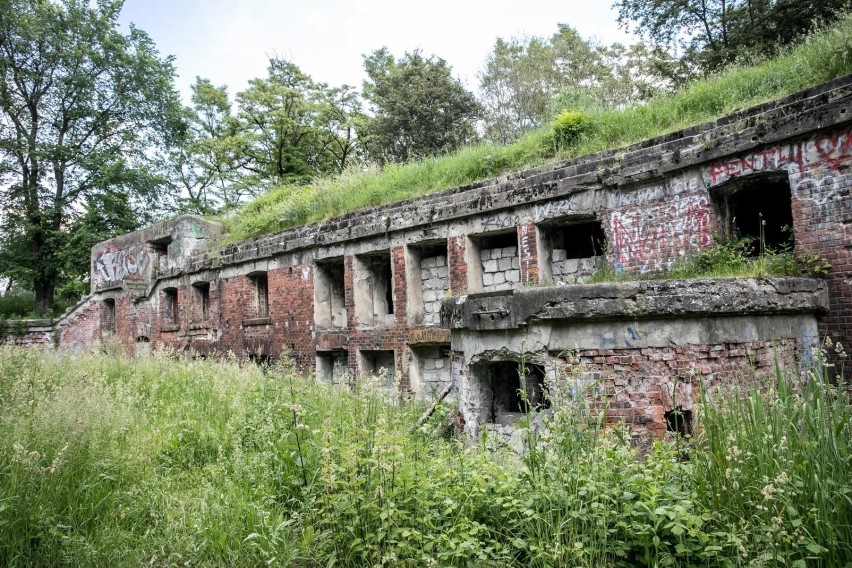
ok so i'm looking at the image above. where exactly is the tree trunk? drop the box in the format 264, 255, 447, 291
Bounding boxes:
34, 278, 55, 316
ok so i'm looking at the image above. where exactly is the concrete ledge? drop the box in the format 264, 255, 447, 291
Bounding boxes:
441, 277, 829, 330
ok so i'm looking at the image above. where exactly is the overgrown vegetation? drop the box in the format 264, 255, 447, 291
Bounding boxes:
591, 234, 832, 282
1, 344, 848, 566
222, 14, 852, 241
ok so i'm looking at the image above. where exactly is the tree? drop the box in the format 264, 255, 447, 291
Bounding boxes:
360, 48, 481, 163
0, 0, 182, 313
478, 26, 664, 144
232, 58, 364, 191
615, 0, 852, 80
169, 78, 247, 214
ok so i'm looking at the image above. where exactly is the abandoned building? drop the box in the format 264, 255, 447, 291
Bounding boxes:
7, 75, 851, 441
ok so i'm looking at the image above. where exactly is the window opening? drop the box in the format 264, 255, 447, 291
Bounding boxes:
354, 252, 394, 327
163, 288, 179, 325
192, 282, 210, 322
314, 258, 346, 329
484, 361, 549, 423
665, 408, 693, 437
103, 299, 115, 333
475, 231, 519, 292
250, 272, 269, 317
715, 176, 794, 253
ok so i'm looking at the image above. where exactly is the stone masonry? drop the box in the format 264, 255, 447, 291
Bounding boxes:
23, 75, 851, 438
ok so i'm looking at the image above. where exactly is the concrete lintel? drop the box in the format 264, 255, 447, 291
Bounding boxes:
441, 277, 828, 330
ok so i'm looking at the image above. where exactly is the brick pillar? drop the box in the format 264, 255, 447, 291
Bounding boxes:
343, 256, 359, 375
518, 223, 540, 285
391, 246, 407, 326
448, 235, 469, 294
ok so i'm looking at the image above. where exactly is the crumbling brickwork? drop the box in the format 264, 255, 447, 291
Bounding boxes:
46, 77, 850, 435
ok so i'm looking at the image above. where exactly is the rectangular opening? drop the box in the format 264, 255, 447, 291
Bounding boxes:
665, 408, 693, 437
103, 298, 115, 333
250, 272, 269, 317
477, 361, 549, 425
358, 349, 396, 387
149, 237, 172, 274
473, 231, 519, 292
713, 174, 794, 253
539, 219, 606, 284
192, 281, 210, 322
314, 258, 346, 329
162, 287, 179, 325
354, 252, 394, 327
316, 349, 350, 387
406, 241, 449, 325
409, 344, 451, 401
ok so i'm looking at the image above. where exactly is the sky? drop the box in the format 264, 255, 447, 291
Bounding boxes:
118, 0, 635, 103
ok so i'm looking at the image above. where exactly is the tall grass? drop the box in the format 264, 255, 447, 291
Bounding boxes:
0, 344, 849, 566
222, 14, 852, 241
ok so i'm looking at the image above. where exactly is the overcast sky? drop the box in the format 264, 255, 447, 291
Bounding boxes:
118, 0, 635, 103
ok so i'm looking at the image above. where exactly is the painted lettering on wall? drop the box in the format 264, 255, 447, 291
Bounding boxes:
94, 246, 152, 284
705, 130, 852, 223
706, 129, 852, 187
611, 194, 712, 272
519, 225, 532, 283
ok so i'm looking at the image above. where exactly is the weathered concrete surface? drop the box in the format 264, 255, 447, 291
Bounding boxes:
441, 277, 829, 330
91, 216, 223, 293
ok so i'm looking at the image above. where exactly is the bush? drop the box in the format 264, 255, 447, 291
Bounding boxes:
550, 110, 593, 151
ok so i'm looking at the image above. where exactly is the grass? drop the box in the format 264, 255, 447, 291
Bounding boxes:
589, 236, 833, 283
0, 343, 849, 566
221, 14, 852, 242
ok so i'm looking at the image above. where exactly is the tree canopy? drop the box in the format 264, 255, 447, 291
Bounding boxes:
615, 0, 852, 80
478, 25, 664, 144
0, 0, 182, 313
360, 48, 481, 163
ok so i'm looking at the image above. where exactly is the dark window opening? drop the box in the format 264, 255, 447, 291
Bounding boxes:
103, 299, 115, 333
546, 220, 606, 259
163, 288, 179, 325
485, 361, 549, 423
715, 177, 794, 253
250, 272, 269, 317
192, 282, 210, 322
479, 231, 518, 251
135, 336, 150, 343
665, 408, 693, 437
249, 353, 272, 367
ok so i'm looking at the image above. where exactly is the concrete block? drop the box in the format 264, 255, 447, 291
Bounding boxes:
483, 273, 494, 286
552, 248, 567, 262
493, 272, 506, 285
498, 258, 512, 271
506, 270, 521, 283
482, 260, 498, 273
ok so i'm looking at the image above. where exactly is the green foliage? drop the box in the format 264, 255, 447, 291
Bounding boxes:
615, 0, 852, 82
550, 110, 593, 151
224, 14, 852, 240
479, 26, 665, 144
0, 0, 182, 314
360, 48, 481, 164
0, 346, 848, 565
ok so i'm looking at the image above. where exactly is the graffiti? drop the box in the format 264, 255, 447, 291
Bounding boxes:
532, 197, 575, 222
479, 213, 520, 232
519, 225, 532, 281
706, 129, 852, 187
94, 246, 152, 284
611, 195, 712, 272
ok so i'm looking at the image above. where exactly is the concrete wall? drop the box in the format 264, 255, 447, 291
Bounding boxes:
46, 76, 852, 430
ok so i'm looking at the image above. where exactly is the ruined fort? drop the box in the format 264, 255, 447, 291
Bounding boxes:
8, 76, 851, 440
